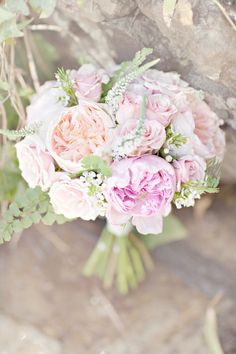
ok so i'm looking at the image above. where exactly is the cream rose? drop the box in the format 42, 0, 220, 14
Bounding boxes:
49, 177, 99, 220
16, 136, 55, 191
47, 101, 113, 173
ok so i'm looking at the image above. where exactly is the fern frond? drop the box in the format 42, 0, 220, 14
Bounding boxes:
0, 187, 68, 244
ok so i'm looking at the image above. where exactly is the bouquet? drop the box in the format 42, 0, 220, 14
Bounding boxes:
0, 48, 225, 294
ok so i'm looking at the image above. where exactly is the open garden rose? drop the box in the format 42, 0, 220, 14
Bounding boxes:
105, 155, 176, 234
49, 177, 99, 220
47, 101, 113, 173
116, 118, 166, 156
71, 64, 109, 102
173, 155, 206, 191
16, 136, 55, 191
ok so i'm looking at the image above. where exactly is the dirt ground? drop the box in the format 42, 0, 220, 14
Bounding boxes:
0, 186, 235, 354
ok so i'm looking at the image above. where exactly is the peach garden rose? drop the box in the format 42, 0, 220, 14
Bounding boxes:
47, 101, 113, 173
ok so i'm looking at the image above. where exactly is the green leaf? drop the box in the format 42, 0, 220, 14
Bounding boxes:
163, 0, 177, 27
0, 8, 23, 43
29, 0, 57, 18
81, 155, 112, 177
137, 214, 187, 250
0, 7, 15, 23
0, 170, 21, 201
9, 202, 20, 216
12, 219, 23, 233
42, 212, 56, 226
0, 186, 67, 244
22, 216, 33, 228
5, 0, 30, 16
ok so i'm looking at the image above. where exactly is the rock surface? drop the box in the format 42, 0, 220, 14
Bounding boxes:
52, 0, 236, 181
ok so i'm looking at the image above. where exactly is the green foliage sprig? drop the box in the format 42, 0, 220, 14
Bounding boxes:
0, 186, 68, 244
165, 126, 187, 148
55, 67, 78, 107
0, 123, 40, 141
104, 48, 159, 113
0, 0, 57, 43
81, 155, 112, 177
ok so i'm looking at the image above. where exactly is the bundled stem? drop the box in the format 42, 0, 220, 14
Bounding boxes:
83, 224, 154, 294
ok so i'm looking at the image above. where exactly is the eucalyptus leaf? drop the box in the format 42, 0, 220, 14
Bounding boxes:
5, 0, 30, 16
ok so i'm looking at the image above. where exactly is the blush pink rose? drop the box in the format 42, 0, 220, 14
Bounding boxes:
191, 99, 225, 161
47, 101, 113, 173
71, 64, 109, 102
116, 84, 148, 124
116, 119, 166, 156
49, 177, 99, 220
146, 93, 177, 127
16, 136, 55, 191
116, 83, 177, 127
173, 155, 206, 191
105, 155, 176, 235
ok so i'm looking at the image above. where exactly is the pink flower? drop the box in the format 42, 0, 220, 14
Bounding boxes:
116, 83, 177, 127
47, 101, 113, 173
191, 99, 225, 161
105, 155, 176, 235
116, 85, 148, 124
146, 93, 177, 126
49, 177, 99, 220
173, 155, 206, 191
71, 64, 109, 102
116, 119, 166, 156
16, 136, 55, 191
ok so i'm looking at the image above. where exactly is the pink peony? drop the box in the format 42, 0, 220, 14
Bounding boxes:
116, 119, 166, 156
47, 101, 113, 173
49, 177, 99, 220
173, 155, 206, 191
71, 64, 109, 102
105, 155, 176, 235
16, 136, 55, 191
